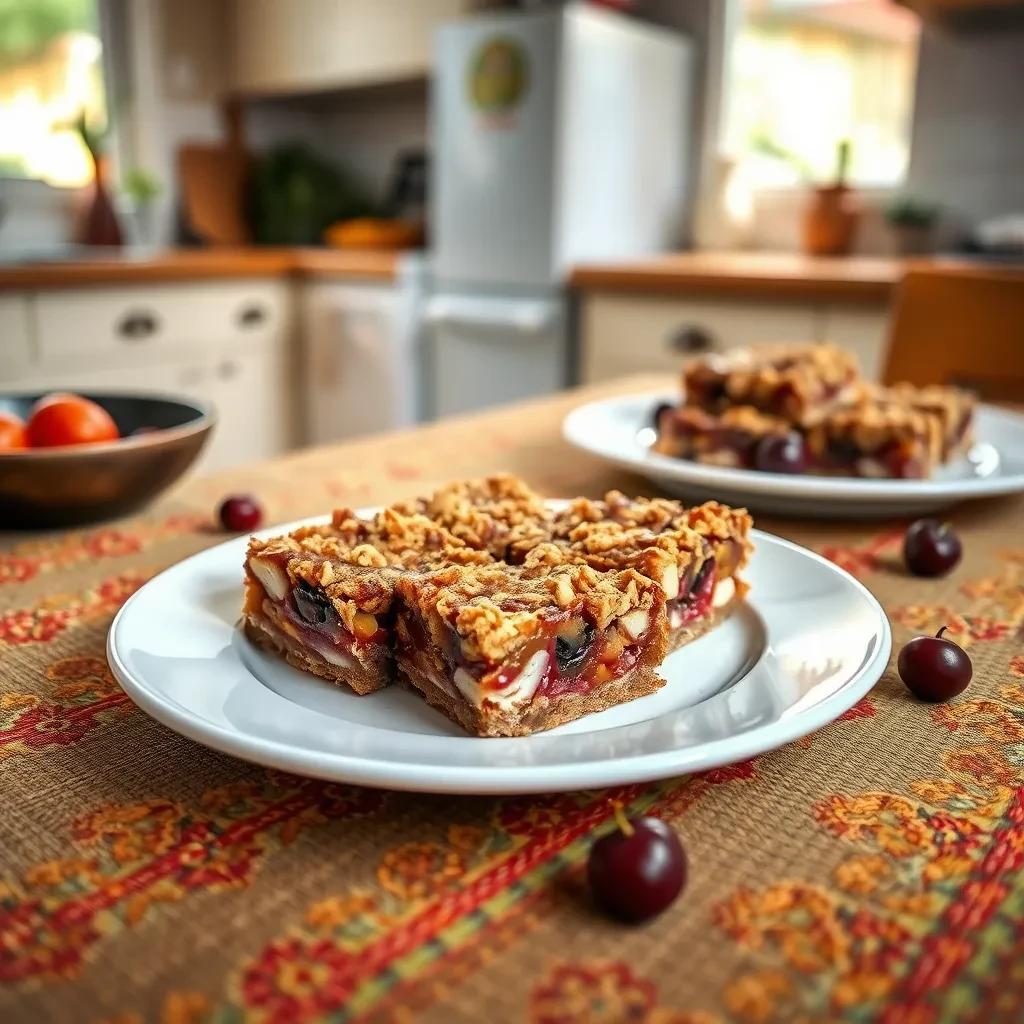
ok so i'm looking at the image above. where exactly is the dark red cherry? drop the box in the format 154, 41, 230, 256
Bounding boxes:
587, 812, 686, 922
651, 401, 676, 430
904, 519, 962, 577
218, 494, 263, 532
897, 626, 972, 702
754, 432, 806, 474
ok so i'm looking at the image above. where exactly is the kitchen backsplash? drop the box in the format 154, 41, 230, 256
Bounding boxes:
907, 24, 1024, 231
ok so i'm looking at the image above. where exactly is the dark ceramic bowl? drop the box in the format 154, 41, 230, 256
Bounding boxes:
0, 391, 215, 529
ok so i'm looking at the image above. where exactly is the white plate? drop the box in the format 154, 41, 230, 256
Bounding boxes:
563, 392, 1024, 518
108, 511, 890, 794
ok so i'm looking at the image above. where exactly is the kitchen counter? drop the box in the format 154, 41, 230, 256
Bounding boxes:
3, 373, 1023, 1022
571, 251, 907, 303
0, 246, 403, 290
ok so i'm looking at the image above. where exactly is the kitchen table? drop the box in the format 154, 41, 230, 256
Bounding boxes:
2, 375, 1022, 1023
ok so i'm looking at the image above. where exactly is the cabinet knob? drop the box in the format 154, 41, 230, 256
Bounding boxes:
117, 310, 160, 341
667, 325, 715, 354
217, 359, 240, 380
237, 304, 268, 328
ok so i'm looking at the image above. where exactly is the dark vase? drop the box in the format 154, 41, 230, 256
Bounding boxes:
79, 155, 123, 247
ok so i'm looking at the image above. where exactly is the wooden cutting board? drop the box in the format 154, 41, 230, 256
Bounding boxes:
177, 142, 250, 246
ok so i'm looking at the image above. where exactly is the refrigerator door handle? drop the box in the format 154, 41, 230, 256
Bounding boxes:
424, 296, 561, 338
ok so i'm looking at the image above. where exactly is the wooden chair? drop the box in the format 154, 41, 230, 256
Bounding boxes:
882, 263, 1024, 405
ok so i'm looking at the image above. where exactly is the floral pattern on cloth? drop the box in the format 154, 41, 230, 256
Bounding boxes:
0, 571, 151, 647
0, 515, 205, 587
0, 656, 131, 759
0, 772, 384, 984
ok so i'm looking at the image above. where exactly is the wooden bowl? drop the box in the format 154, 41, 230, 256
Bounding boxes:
0, 392, 215, 529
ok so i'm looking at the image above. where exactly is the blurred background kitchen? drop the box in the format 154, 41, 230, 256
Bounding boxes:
0, 0, 1021, 474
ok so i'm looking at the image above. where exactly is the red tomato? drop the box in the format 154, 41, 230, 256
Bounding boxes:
0, 412, 28, 451
26, 393, 120, 448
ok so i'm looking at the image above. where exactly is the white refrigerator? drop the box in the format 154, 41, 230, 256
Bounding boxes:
426, 2, 692, 418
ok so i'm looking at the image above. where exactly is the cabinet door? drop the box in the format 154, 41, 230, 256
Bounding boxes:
819, 305, 891, 381
302, 281, 412, 445
0, 295, 33, 380
14, 349, 291, 475
230, 0, 468, 93
579, 292, 820, 384
193, 349, 291, 474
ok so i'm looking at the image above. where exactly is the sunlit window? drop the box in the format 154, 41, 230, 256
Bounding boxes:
0, 0, 107, 188
722, 0, 919, 188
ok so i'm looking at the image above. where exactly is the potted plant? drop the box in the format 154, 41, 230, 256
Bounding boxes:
802, 139, 860, 257
73, 111, 122, 247
122, 169, 162, 247
885, 195, 939, 256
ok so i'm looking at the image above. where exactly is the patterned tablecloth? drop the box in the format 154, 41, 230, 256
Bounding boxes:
2, 376, 1023, 1024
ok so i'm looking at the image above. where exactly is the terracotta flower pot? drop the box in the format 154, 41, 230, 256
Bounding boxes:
802, 184, 860, 257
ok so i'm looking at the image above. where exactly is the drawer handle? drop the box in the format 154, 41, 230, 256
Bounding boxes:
237, 304, 268, 328
667, 325, 715, 354
117, 311, 160, 341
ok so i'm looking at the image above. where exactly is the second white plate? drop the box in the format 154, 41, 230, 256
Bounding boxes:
108, 517, 890, 794
563, 391, 1024, 518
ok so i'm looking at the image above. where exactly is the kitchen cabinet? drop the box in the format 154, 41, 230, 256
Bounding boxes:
5, 279, 295, 473
229, 0, 469, 94
578, 292, 890, 384
301, 277, 424, 445
0, 295, 33, 379
32, 281, 287, 368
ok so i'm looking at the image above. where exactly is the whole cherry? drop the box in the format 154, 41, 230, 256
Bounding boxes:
218, 494, 263, 532
904, 519, 962, 577
754, 433, 806, 474
898, 626, 972, 702
587, 807, 686, 922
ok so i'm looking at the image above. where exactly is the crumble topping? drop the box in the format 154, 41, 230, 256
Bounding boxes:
684, 342, 858, 422
393, 474, 551, 557
807, 399, 943, 461
398, 561, 662, 664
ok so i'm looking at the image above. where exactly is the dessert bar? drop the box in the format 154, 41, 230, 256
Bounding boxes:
654, 398, 944, 480
683, 343, 858, 426
394, 560, 669, 737
241, 475, 754, 736
243, 508, 491, 695
652, 404, 792, 470
805, 398, 943, 479
510, 490, 752, 647
870, 383, 975, 461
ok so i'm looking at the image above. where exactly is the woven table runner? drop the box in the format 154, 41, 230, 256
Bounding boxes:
2, 378, 1022, 1024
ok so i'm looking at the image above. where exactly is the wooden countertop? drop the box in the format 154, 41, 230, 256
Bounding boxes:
570, 251, 906, 303
0, 246, 404, 290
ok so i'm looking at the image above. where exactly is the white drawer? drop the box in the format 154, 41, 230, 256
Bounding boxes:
0, 295, 33, 379
32, 279, 290, 368
579, 293, 822, 384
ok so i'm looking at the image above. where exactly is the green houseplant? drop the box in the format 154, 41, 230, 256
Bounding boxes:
886, 196, 939, 256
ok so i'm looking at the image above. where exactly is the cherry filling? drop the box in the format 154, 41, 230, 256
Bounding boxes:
819, 438, 924, 479
668, 420, 764, 467
294, 580, 335, 628
469, 612, 655, 701
667, 559, 717, 627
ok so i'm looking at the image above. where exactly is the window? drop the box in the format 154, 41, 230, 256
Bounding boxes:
0, 0, 107, 187
721, 0, 919, 189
